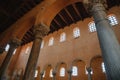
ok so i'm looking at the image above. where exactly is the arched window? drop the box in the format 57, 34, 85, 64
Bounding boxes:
34, 70, 38, 77
88, 21, 96, 32
60, 67, 65, 77
41, 40, 44, 48
49, 69, 53, 77
60, 32, 66, 42
72, 66, 78, 76
5, 44, 10, 51
73, 27, 80, 38
108, 15, 118, 26
101, 62, 106, 73
48, 37, 54, 46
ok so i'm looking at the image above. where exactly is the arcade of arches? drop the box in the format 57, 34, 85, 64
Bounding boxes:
0, 0, 120, 80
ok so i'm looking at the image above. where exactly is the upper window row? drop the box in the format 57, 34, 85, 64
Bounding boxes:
41, 27, 80, 48
5, 15, 117, 49
89, 15, 118, 32
40, 15, 118, 48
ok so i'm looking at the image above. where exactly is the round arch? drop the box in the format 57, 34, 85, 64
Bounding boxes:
35, 0, 84, 27
90, 55, 102, 66
71, 58, 87, 80
55, 62, 68, 80
71, 58, 85, 66
41, 64, 53, 80
90, 55, 107, 80
55, 62, 67, 71
42, 64, 52, 72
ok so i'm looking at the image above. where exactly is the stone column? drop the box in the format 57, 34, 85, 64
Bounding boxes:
52, 71, 56, 80
40, 73, 43, 80
90, 0, 120, 80
86, 67, 92, 80
23, 23, 49, 80
67, 70, 72, 80
0, 38, 21, 80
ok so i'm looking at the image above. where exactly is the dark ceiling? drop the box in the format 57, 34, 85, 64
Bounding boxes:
0, 0, 43, 33
0, 0, 120, 46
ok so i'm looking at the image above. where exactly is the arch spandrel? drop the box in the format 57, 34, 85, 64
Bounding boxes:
12, 18, 35, 40
35, 0, 83, 27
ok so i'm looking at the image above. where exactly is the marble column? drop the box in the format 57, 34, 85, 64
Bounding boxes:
23, 23, 49, 80
0, 38, 21, 80
86, 67, 92, 80
52, 71, 56, 80
67, 70, 72, 80
90, 0, 120, 80
40, 73, 43, 80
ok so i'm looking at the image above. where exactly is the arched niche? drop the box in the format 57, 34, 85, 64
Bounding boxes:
90, 56, 107, 80
42, 64, 53, 80
71, 59, 87, 80
55, 62, 68, 80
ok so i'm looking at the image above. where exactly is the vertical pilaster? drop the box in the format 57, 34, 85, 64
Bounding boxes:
90, 0, 120, 80
0, 38, 21, 80
23, 23, 49, 80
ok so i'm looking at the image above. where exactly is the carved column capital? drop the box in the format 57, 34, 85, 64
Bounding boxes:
9, 37, 21, 48
67, 69, 72, 74
86, 67, 92, 73
52, 71, 56, 76
34, 23, 50, 39
83, 0, 107, 14
40, 72, 44, 76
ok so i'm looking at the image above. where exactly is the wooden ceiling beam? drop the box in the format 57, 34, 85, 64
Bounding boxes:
28, 30, 33, 36
22, 38, 26, 44
12, 0, 29, 15
58, 13, 68, 25
29, 0, 37, 7
22, 40, 27, 45
50, 24, 57, 30
35, 0, 44, 4
26, 33, 32, 40
25, 4, 32, 10
0, 41, 6, 48
0, 7, 10, 16
53, 19, 61, 28
18, 9, 25, 16
23, 33, 30, 41
72, 4, 82, 20
21, 7, 28, 13
64, 8, 75, 22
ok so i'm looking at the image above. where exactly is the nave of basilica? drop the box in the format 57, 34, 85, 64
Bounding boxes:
0, 0, 120, 80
